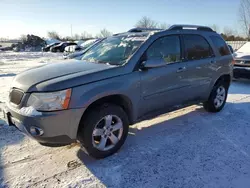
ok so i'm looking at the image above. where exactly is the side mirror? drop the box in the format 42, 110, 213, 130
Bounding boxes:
140, 59, 167, 69
228, 45, 234, 54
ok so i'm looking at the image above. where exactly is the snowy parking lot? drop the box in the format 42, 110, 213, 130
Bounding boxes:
1, 52, 250, 187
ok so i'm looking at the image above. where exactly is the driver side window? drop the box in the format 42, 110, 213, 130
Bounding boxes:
146, 35, 181, 64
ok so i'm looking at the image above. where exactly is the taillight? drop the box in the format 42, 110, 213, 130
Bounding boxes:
232, 59, 236, 65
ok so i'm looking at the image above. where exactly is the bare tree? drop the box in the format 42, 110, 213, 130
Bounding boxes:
135, 16, 158, 28
239, 0, 250, 38
96, 29, 112, 38
80, 31, 93, 39
73, 34, 80, 40
210, 24, 220, 32
62, 36, 73, 41
223, 27, 235, 36
19, 34, 27, 42
159, 23, 170, 29
47, 31, 60, 40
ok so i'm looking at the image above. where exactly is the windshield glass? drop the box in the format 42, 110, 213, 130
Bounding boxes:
81, 35, 147, 65
236, 42, 250, 53
81, 39, 97, 47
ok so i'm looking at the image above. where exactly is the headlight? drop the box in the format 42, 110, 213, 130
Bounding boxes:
26, 89, 72, 111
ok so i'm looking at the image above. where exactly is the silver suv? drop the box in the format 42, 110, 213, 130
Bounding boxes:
2, 25, 233, 158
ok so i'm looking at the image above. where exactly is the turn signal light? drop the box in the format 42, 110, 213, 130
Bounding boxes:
232, 59, 235, 65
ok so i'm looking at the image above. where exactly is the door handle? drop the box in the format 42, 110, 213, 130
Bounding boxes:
176, 67, 186, 73
210, 60, 216, 64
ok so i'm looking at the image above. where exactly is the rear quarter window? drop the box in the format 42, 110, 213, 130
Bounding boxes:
210, 36, 230, 56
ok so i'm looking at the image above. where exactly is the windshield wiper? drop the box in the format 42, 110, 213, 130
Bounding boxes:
82, 59, 120, 66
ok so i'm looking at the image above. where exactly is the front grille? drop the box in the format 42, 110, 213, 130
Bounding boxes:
9, 89, 24, 105
235, 60, 250, 64
235, 60, 242, 64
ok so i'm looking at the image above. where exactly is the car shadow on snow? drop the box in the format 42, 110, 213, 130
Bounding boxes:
75, 101, 250, 188
230, 79, 250, 94
0, 73, 16, 78
0, 117, 25, 187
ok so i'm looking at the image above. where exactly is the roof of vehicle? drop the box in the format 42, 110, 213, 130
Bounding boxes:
114, 24, 216, 38
45, 38, 61, 45
45, 42, 59, 48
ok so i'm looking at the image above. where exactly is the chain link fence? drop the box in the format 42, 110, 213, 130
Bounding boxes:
226, 41, 247, 51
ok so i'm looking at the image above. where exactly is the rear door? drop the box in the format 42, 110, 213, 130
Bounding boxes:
210, 35, 233, 67
181, 34, 215, 101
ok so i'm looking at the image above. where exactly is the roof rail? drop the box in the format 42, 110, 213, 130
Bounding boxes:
168, 25, 214, 32
128, 28, 163, 32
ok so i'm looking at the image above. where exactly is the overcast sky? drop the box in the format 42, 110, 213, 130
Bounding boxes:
0, 0, 240, 39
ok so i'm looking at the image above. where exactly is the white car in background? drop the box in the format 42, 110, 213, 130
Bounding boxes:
64, 44, 78, 53
64, 39, 99, 53
233, 42, 250, 79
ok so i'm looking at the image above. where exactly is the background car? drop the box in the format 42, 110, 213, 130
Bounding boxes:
64, 44, 79, 53
233, 42, 250, 79
63, 38, 104, 60
64, 39, 100, 54
50, 42, 77, 52
80, 39, 99, 50
42, 42, 60, 52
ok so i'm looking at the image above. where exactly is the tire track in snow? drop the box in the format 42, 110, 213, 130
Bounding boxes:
0, 156, 36, 170
27, 159, 84, 187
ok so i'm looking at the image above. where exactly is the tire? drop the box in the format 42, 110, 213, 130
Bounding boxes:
203, 80, 228, 112
57, 49, 61, 53
78, 103, 129, 159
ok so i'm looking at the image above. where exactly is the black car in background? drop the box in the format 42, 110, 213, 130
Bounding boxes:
50, 42, 77, 52
42, 42, 60, 52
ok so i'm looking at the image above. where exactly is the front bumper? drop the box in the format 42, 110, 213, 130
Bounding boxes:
2, 103, 85, 145
233, 66, 250, 79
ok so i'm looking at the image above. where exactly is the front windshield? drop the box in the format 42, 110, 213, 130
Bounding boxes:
82, 39, 97, 48
81, 35, 147, 65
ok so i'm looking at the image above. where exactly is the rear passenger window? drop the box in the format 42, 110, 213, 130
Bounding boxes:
183, 35, 213, 60
210, 36, 231, 56
146, 35, 181, 64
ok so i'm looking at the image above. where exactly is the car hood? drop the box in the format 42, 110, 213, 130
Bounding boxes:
12, 60, 119, 92
234, 52, 250, 60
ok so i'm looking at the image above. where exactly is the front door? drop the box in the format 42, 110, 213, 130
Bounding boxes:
138, 35, 189, 117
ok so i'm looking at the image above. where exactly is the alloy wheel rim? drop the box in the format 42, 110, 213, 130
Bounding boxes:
92, 115, 123, 151
214, 86, 226, 108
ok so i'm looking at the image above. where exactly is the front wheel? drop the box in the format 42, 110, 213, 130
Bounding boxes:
78, 104, 129, 159
203, 81, 228, 112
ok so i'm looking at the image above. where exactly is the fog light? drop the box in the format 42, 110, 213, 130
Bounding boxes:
30, 126, 44, 136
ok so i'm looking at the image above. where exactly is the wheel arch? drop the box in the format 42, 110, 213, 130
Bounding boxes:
214, 74, 231, 89
77, 94, 134, 135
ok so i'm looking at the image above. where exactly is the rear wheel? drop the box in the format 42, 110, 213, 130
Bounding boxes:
203, 80, 228, 112
78, 104, 129, 159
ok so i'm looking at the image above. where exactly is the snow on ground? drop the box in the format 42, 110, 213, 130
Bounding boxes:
0, 42, 14, 48
1, 52, 250, 187
0, 52, 62, 103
